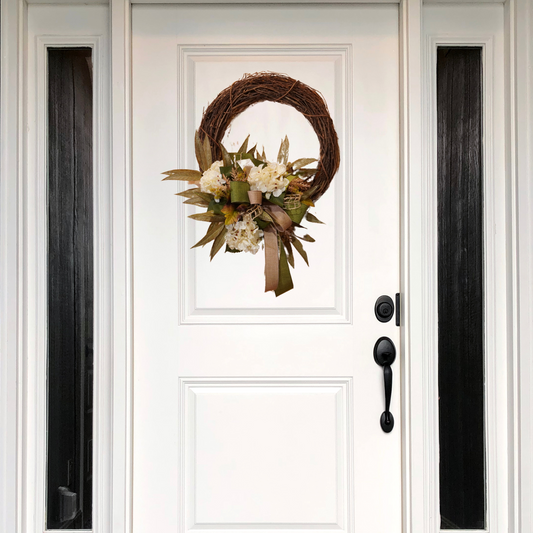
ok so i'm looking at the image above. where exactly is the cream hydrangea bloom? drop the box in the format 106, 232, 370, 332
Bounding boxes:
248, 162, 289, 199
225, 215, 263, 254
199, 160, 226, 199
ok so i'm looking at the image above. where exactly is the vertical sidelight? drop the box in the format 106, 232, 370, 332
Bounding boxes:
437, 47, 485, 530
47, 48, 93, 529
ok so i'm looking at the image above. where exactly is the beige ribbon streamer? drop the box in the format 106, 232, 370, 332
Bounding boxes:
264, 204, 293, 231
264, 226, 279, 292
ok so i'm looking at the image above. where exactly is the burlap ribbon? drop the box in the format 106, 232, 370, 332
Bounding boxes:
263, 227, 279, 292
263, 205, 293, 292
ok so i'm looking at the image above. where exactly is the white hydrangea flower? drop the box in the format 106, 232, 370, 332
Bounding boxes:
225, 215, 264, 254
199, 160, 227, 199
248, 161, 289, 199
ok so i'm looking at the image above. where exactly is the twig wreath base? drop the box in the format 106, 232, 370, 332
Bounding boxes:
162, 72, 341, 296
198, 72, 340, 202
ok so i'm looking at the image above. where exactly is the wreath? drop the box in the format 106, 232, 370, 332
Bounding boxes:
163, 72, 340, 296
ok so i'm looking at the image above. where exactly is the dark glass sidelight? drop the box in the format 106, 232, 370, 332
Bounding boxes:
47, 48, 93, 529
437, 47, 485, 530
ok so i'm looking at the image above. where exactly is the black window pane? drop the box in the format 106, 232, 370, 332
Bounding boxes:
47, 48, 93, 530
437, 47, 486, 530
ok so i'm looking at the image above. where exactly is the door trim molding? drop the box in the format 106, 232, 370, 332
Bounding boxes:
1, 1, 532, 533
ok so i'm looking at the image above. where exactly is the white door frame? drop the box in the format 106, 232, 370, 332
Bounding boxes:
1, 1, 532, 533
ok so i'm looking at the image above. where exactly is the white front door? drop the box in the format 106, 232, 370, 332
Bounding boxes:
132, 4, 401, 532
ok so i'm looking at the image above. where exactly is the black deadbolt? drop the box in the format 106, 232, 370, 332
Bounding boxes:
375, 295, 395, 323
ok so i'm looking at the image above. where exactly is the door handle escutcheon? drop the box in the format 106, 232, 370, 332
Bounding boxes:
373, 337, 396, 433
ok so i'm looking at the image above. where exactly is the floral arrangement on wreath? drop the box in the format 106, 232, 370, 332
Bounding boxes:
163, 133, 323, 296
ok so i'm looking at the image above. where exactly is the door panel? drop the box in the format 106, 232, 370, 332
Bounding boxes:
132, 5, 400, 533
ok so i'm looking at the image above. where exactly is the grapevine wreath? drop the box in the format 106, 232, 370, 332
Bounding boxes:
162, 72, 340, 296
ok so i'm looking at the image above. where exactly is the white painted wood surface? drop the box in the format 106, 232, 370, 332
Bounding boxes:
132, 4, 401, 533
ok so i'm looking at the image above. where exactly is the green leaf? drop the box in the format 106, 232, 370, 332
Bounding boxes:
195, 131, 207, 172
267, 193, 285, 208
183, 197, 210, 208
220, 165, 234, 177
247, 143, 257, 156
261, 146, 266, 161
255, 218, 270, 230
292, 238, 309, 266
208, 198, 226, 215
191, 222, 224, 249
292, 158, 317, 170
275, 241, 294, 296
189, 211, 225, 223
305, 211, 325, 224
163, 169, 202, 181
238, 135, 250, 155
220, 143, 232, 167
287, 204, 308, 225
203, 134, 213, 169
210, 227, 227, 260
298, 234, 315, 242
259, 210, 274, 223
277, 135, 290, 166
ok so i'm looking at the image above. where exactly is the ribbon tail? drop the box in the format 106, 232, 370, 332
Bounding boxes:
264, 227, 279, 292
264, 204, 293, 231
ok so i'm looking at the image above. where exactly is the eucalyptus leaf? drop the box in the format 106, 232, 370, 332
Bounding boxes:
189, 211, 225, 223
305, 212, 325, 224
195, 191, 215, 203
195, 130, 207, 172
277, 135, 289, 165
292, 158, 317, 170
210, 227, 228, 260
235, 152, 265, 167
203, 134, 213, 168
301, 185, 318, 200
238, 135, 250, 155
296, 169, 318, 178
183, 197, 210, 208
286, 241, 295, 268
292, 238, 309, 266
191, 222, 224, 249
176, 188, 203, 199
299, 234, 316, 242
163, 169, 202, 181
220, 143, 232, 167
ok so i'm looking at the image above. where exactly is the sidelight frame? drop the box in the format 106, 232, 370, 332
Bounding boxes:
1, 1, 532, 533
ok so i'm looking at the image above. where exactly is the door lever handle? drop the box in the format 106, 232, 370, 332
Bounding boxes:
373, 337, 396, 433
